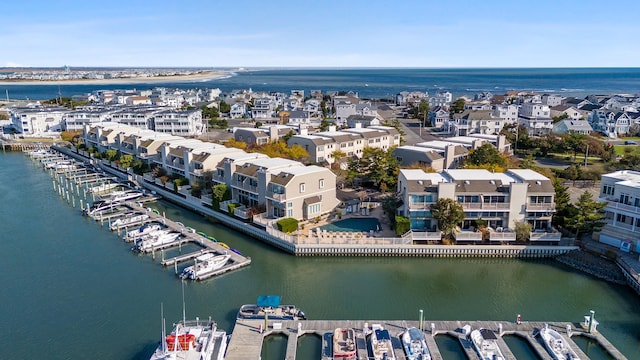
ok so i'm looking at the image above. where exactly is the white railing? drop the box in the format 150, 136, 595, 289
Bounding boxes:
489, 232, 516, 241
231, 179, 258, 193
529, 231, 562, 241
411, 231, 442, 240
455, 231, 483, 241
604, 201, 640, 215
526, 203, 556, 211
461, 202, 510, 210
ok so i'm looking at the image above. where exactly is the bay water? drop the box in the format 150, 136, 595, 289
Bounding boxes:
1, 151, 640, 359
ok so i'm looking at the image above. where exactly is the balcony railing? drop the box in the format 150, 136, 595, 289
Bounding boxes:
602, 200, 640, 215
455, 231, 483, 241
212, 174, 225, 183
529, 231, 562, 242
526, 203, 556, 211
267, 190, 286, 202
408, 201, 435, 209
489, 231, 516, 241
411, 231, 442, 241
230, 179, 258, 193
461, 202, 510, 210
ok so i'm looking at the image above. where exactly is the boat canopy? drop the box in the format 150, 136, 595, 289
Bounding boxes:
257, 295, 281, 308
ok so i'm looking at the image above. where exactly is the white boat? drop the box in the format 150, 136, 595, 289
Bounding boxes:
124, 223, 164, 241
333, 328, 357, 359
135, 232, 181, 252
180, 253, 232, 280
540, 325, 580, 360
109, 214, 150, 231
88, 182, 119, 194
101, 190, 144, 203
402, 327, 431, 360
150, 317, 227, 360
469, 328, 504, 360
370, 324, 396, 360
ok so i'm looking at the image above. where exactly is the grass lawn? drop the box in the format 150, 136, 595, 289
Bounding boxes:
619, 136, 640, 140
614, 145, 640, 156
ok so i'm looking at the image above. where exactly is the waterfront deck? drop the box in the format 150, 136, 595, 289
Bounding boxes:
225, 319, 627, 360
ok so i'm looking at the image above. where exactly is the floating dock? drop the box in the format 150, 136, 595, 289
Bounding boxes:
225, 318, 627, 360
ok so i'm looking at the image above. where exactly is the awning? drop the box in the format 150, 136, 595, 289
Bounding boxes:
257, 295, 281, 308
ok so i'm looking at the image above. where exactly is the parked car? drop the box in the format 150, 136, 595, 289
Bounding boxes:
624, 140, 637, 145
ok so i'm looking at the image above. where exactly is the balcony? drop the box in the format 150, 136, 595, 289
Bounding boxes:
529, 230, 562, 242
526, 203, 556, 211
461, 202, 510, 210
408, 200, 435, 209
455, 231, 483, 241
267, 190, 286, 202
489, 230, 516, 241
212, 174, 225, 183
410, 231, 442, 241
230, 179, 258, 193
601, 199, 640, 216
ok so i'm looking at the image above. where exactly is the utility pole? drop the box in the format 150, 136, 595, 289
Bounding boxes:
584, 144, 589, 166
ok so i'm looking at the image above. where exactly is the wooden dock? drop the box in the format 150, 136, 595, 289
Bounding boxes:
225, 319, 628, 360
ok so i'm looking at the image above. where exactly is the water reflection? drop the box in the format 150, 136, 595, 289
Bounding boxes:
502, 335, 539, 360
434, 335, 466, 360
296, 334, 322, 360
572, 335, 616, 360
261, 334, 287, 360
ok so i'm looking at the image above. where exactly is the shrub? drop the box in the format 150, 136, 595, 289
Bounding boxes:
228, 203, 240, 215
394, 215, 410, 236
276, 218, 299, 233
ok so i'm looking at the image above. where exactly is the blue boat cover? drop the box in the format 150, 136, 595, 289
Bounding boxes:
257, 295, 281, 308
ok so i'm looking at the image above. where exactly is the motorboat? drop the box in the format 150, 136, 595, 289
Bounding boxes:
135, 232, 181, 252
370, 324, 396, 360
401, 327, 431, 360
150, 317, 227, 360
88, 182, 119, 194
124, 223, 164, 241
180, 253, 232, 280
109, 214, 150, 231
540, 325, 580, 360
469, 328, 504, 360
84, 190, 144, 216
333, 328, 357, 359
237, 295, 306, 320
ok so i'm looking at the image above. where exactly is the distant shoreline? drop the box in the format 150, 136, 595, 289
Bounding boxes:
0, 70, 231, 86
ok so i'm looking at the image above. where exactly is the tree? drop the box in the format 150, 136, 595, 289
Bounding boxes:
350, 147, 400, 189
212, 184, 231, 210
219, 100, 231, 113
118, 154, 134, 169
565, 191, 606, 239
450, 98, 466, 117
465, 143, 507, 168
552, 113, 569, 123
105, 149, 118, 161
515, 221, 532, 243
552, 179, 571, 228
417, 100, 430, 125
394, 216, 411, 236
430, 198, 465, 241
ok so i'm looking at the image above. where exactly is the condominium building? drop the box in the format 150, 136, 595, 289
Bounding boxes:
397, 168, 560, 242
598, 170, 640, 252
10, 106, 70, 135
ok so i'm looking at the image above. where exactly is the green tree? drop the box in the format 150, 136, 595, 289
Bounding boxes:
552, 179, 571, 228
449, 98, 466, 117
219, 100, 231, 113
465, 143, 507, 167
563, 133, 587, 160
353, 147, 400, 189
566, 191, 606, 239
417, 100, 430, 125
430, 198, 465, 241
515, 221, 532, 243
105, 149, 118, 161
212, 184, 230, 210
118, 154, 134, 169
320, 100, 328, 118
394, 216, 411, 236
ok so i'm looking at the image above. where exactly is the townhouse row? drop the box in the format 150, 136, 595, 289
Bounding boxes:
397, 168, 561, 242
10, 105, 204, 137
82, 123, 339, 222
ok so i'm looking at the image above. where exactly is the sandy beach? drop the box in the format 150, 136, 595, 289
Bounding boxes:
0, 70, 231, 86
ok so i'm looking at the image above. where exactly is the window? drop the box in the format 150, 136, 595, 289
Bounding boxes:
308, 203, 321, 214
319, 179, 324, 188
300, 183, 306, 193
287, 202, 293, 208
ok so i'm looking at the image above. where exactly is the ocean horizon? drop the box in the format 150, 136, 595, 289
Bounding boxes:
2, 67, 640, 101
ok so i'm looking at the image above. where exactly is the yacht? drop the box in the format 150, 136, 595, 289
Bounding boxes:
333, 328, 357, 359
370, 324, 396, 360
237, 295, 306, 320
469, 328, 505, 360
135, 232, 181, 252
150, 317, 227, 360
109, 214, 150, 231
540, 325, 580, 360
401, 327, 431, 360
88, 182, 119, 194
180, 253, 232, 280
124, 223, 164, 241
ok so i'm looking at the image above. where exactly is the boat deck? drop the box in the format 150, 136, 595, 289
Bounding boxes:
225, 319, 627, 360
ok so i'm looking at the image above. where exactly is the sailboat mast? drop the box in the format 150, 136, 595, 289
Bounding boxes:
160, 303, 167, 353
182, 280, 186, 326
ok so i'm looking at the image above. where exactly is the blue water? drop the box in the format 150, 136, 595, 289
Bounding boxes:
319, 217, 381, 232
3, 68, 640, 101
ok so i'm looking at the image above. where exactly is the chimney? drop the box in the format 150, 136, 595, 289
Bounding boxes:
445, 145, 456, 169
300, 128, 308, 136
355, 122, 362, 129
329, 125, 337, 132
472, 139, 483, 149
269, 126, 278, 142
497, 135, 506, 153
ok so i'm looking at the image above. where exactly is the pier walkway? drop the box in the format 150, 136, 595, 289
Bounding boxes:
226, 318, 627, 360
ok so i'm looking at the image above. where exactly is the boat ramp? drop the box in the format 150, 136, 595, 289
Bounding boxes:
26, 148, 251, 281
225, 318, 627, 360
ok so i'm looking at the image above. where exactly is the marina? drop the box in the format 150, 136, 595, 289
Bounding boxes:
26, 148, 252, 281
225, 318, 626, 360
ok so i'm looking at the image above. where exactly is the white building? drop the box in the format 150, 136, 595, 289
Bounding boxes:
599, 170, 640, 253
11, 106, 70, 135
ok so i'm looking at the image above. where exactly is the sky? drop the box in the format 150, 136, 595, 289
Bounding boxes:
2, 0, 640, 68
